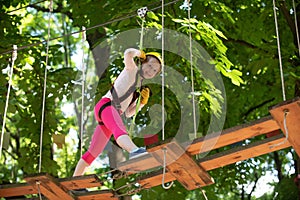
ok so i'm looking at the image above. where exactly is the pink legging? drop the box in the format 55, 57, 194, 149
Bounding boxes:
82, 98, 127, 165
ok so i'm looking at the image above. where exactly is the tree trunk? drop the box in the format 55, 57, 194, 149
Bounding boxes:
273, 151, 283, 182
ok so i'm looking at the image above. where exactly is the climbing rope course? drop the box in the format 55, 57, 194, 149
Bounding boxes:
1, 0, 300, 199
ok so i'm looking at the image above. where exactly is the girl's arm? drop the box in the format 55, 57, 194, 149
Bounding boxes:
125, 100, 145, 118
124, 48, 144, 70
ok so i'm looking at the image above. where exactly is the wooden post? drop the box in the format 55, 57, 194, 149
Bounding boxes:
269, 97, 300, 156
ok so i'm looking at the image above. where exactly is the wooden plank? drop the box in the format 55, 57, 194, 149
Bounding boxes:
0, 183, 37, 197
24, 174, 73, 200
118, 116, 280, 173
198, 134, 291, 171
269, 97, 300, 156
150, 141, 214, 190
75, 190, 118, 200
117, 153, 161, 173
138, 169, 176, 189
138, 135, 290, 189
60, 174, 102, 190
186, 116, 280, 155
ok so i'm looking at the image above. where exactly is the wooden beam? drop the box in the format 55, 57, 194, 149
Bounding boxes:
269, 97, 300, 156
186, 116, 280, 155
198, 134, 291, 171
138, 135, 290, 189
0, 183, 37, 197
118, 116, 280, 173
60, 174, 102, 190
138, 169, 175, 189
76, 190, 118, 200
117, 153, 161, 173
149, 141, 214, 190
24, 174, 74, 200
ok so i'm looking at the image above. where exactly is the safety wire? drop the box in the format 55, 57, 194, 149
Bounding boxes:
186, 0, 197, 140
0, 45, 17, 160
36, 181, 43, 200
270, 0, 289, 149
128, 7, 147, 137
80, 26, 86, 157
39, 0, 53, 173
272, 0, 286, 102
186, 1, 207, 198
161, 0, 173, 190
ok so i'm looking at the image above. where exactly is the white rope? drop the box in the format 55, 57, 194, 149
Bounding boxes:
270, 110, 289, 149
186, 0, 197, 139
80, 26, 86, 157
160, 0, 174, 190
128, 8, 147, 136
292, 0, 300, 57
200, 188, 208, 200
272, 0, 286, 101
162, 148, 173, 189
161, 0, 165, 142
39, 0, 53, 173
36, 181, 43, 200
0, 45, 17, 160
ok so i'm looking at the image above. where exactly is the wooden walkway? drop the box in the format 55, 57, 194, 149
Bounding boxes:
118, 97, 300, 189
0, 173, 117, 200
1, 97, 299, 199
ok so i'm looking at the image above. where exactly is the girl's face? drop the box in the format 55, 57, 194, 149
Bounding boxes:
141, 57, 161, 79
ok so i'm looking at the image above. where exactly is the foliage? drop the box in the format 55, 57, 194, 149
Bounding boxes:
0, 0, 299, 199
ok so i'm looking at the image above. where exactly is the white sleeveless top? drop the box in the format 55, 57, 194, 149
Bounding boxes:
103, 49, 142, 113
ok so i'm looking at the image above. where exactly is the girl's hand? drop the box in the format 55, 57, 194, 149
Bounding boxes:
140, 87, 150, 104
139, 50, 146, 60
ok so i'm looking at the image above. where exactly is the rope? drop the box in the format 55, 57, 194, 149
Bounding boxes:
38, 0, 53, 173
80, 26, 86, 157
161, 0, 165, 142
186, 0, 197, 139
128, 7, 147, 136
36, 181, 43, 200
0, 0, 181, 56
200, 188, 209, 200
0, 45, 17, 160
292, 0, 300, 57
272, 0, 286, 101
162, 148, 173, 189
270, 110, 289, 149
160, 0, 174, 190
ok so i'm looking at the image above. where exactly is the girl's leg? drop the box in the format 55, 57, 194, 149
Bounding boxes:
73, 125, 112, 176
100, 101, 138, 152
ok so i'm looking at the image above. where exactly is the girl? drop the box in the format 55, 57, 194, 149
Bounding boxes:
73, 48, 162, 176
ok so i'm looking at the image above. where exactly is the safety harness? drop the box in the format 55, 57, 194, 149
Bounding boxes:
98, 71, 141, 125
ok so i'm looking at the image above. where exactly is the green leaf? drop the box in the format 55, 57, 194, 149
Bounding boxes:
147, 11, 159, 21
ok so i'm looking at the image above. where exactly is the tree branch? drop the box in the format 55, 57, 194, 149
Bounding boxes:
242, 97, 275, 118
278, 0, 299, 47
248, 172, 259, 200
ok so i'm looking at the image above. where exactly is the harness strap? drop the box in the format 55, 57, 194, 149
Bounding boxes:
109, 70, 140, 110
98, 71, 141, 125
98, 101, 112, 125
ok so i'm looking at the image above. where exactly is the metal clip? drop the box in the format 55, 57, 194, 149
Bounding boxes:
137, 7, 148, 18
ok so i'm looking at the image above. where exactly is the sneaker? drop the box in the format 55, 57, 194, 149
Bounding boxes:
129, 147, 148, 159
